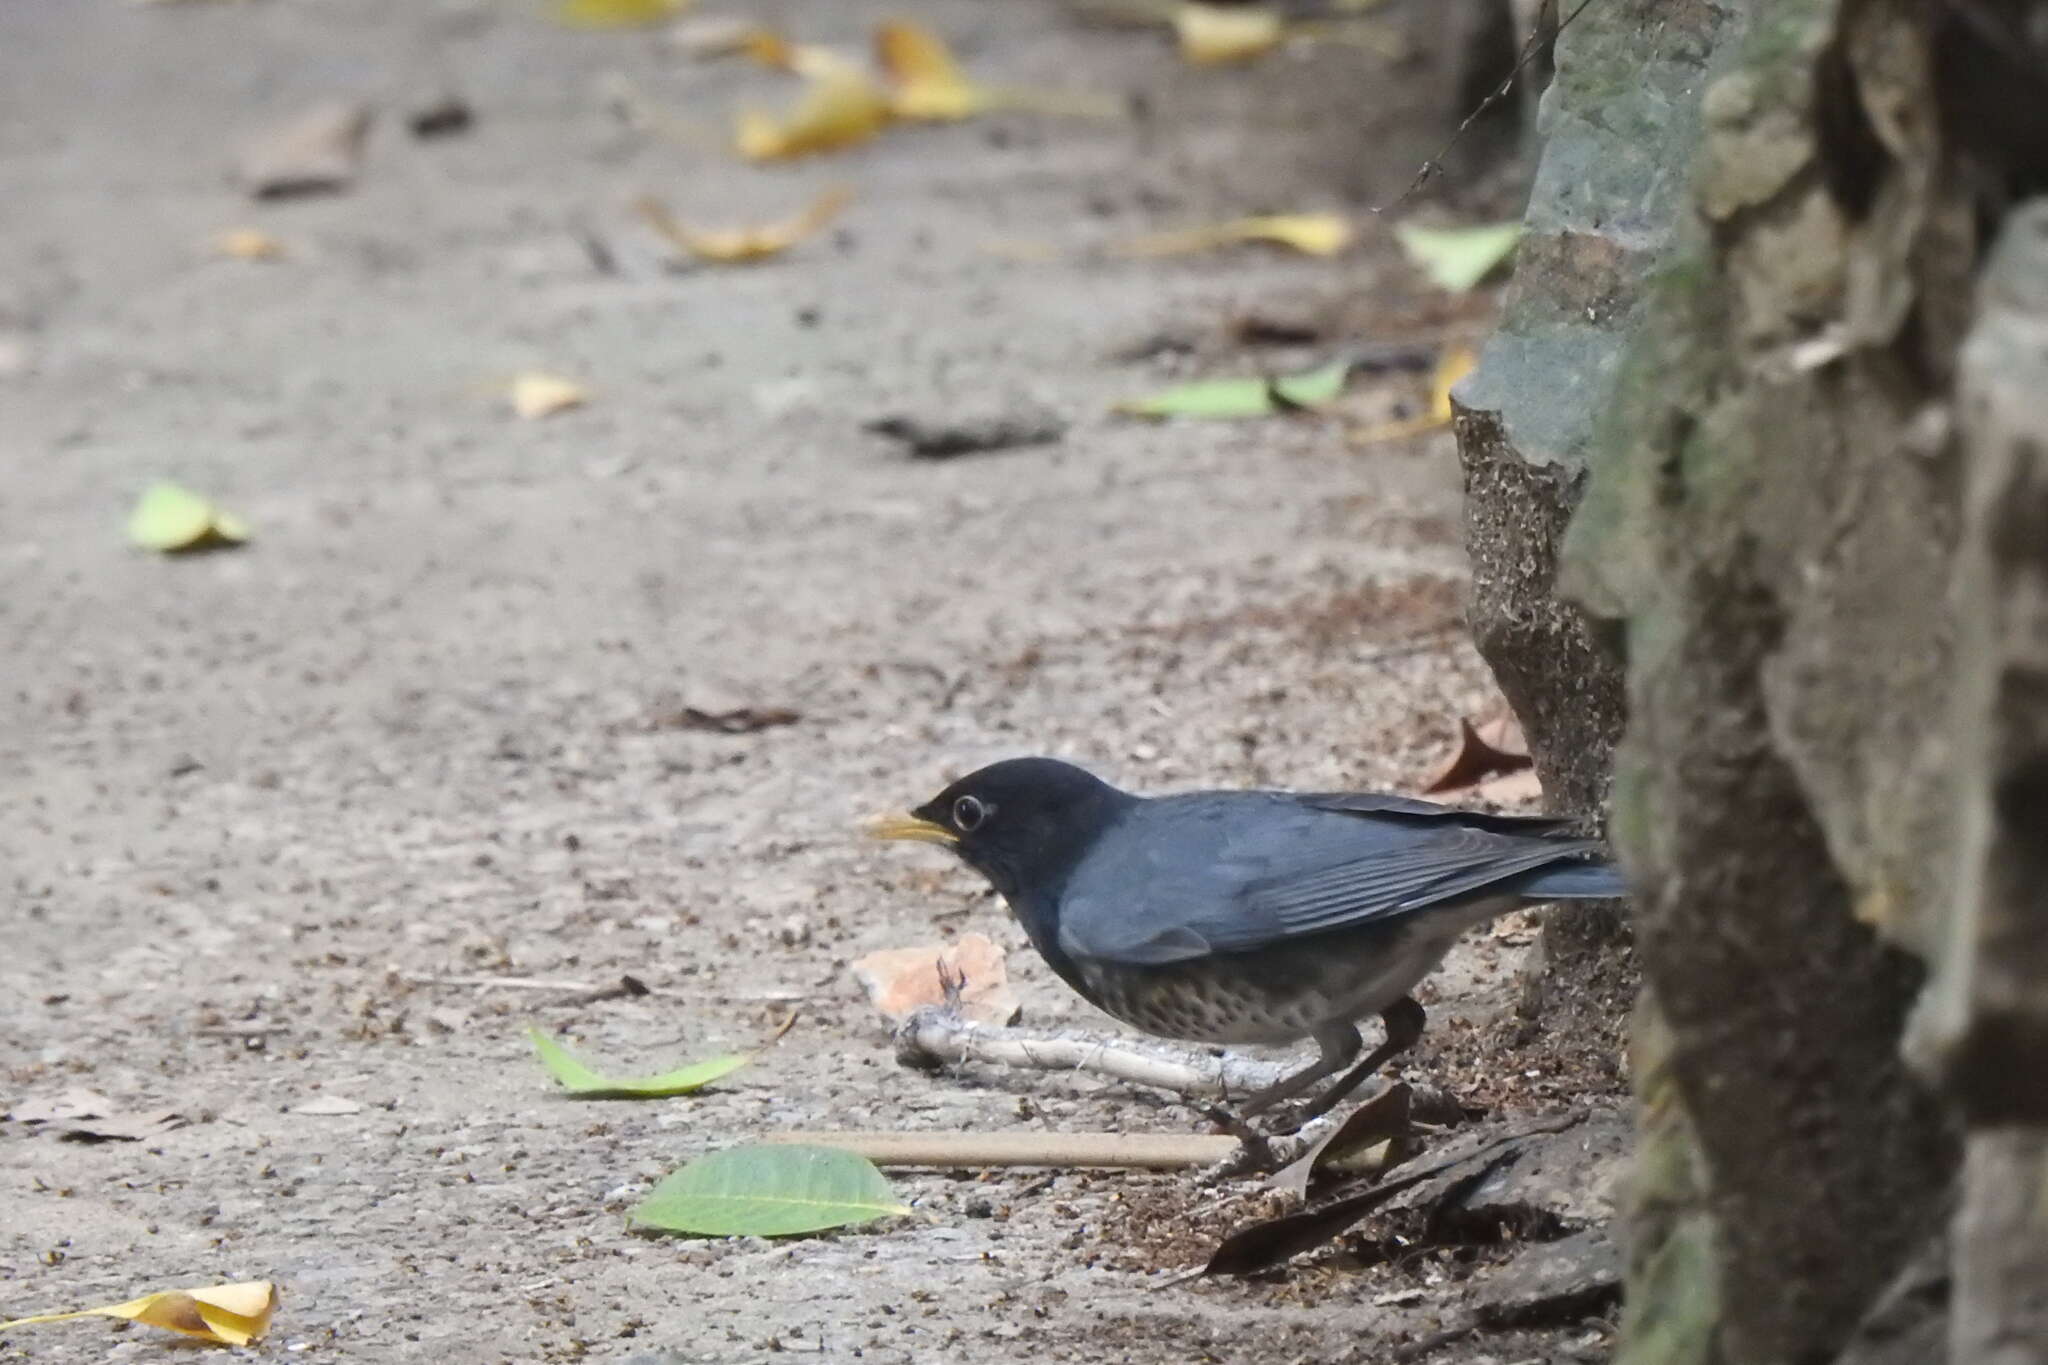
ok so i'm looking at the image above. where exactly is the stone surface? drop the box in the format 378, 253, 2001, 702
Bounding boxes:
1556, 4, 1996, 1363
1453, 0, 1735, 958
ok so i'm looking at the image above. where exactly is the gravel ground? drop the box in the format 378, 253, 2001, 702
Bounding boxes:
0, 2, 1616, 1360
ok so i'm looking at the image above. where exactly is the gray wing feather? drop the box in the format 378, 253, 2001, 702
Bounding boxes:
1059, 792, 1608, 966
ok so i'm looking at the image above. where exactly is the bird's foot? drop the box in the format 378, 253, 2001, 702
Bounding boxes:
1192, 1103, 1276, 1180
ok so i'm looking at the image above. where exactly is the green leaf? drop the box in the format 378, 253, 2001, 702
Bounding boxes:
550, 0, 686, 30
127, 482, 248, 553
631, 1144, 912, 1237
1394, 221, 1523, 293
528, 1027, 747, 1099
1114, 359, 1351, 419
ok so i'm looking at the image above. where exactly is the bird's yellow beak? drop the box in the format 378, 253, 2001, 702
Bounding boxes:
868, 813, 958, 846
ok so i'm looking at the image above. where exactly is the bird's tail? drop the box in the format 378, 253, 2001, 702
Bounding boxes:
1517, 859, 1626, 900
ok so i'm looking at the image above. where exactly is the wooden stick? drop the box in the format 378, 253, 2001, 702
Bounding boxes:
760, 1130, 1238, 1169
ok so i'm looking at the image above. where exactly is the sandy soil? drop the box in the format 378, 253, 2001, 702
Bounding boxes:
0, 2, 1613, 1360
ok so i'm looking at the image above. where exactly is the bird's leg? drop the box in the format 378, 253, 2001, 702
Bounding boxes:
1295, 996, 1426, 1122
1235, 1024, 1364, 1116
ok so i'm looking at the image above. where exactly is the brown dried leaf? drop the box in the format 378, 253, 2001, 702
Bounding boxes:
1421, 716, 1533, 794
851, 932, 1021, 1026
1270, 1081, 1413, 1201
663, 705, 801, 734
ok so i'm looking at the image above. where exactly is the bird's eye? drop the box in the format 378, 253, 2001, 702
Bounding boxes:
952, 795, 989, 832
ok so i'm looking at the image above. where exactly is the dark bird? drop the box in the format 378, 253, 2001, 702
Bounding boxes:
873, 757, 1623, 1120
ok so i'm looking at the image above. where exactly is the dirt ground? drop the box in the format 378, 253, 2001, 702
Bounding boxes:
1, 2, 1619, 1361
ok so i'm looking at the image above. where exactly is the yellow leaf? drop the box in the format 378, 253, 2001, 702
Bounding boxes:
552, 0, 689, 30
738, 28, 862, 80
736, 69, 893, 161
216, 227, 285, 261
128, 481, 249, 552
1113, 212, 1353, 258
1428, 343, 1478, 421
1175, 3, 1284, 64
1349, 343, 1479, 444
874, 19, 987, 121
0, 1282, 277, 1347
636, 187, 851, 264
509, 373, 589, 419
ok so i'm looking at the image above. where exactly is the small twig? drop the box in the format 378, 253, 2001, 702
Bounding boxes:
758, 1130, 1237, 1170
194, 1023, 288, 1038
1374, 0, 1602, 213
398, 972, 804, 1006
1385, 1320, 1478, 1364
557, 974, 652, 1007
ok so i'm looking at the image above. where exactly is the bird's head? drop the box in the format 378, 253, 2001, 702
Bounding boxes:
870, 757, 1133, 904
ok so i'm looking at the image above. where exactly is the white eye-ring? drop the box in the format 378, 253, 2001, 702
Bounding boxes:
953, 794, 990, 832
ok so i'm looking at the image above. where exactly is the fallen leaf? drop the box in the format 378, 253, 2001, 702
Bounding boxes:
7, 1088, 115, 1124
659, 705, 802, 733
10, 1089, 184, 1142
636, 186, 850, 264
1229, 311, 1324, 346
1348, 342, 1478, 444
872, 19, 1119, 120
216, 228, 285, 261
128, 482, 249, 553
0, 1282, 277, 1347
1115, 359, 1351, 419
1395, 220, 1523, 292
1272, 1082, 1413, 1201
1175, 3, 1284, 64
1422, 716, 1533, 794
58, 1110, 184, 1143
406, 93, 473, 139
529, 1027, 748, 1099
509, 373, 589, 419
1430, 343, 1479, 413
667, 15, 769, 59
1113, 213, 1353, 259
737, 27, 856, 79
874, 19, 987, 120
864, 406, 1066, 459
291, 1095, 363, 1116
1208, 1147, 1518, 1276
631, 1144, 911, 1236
851, 932, 1022, 1026
736, 67, 893, 161
1474, 710, 1526, 757
552, 0, 690, 29
236, 100, 371, 200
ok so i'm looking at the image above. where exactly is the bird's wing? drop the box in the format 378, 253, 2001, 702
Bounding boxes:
1301, 791, 1580, 834
1059, 795, 1604, 965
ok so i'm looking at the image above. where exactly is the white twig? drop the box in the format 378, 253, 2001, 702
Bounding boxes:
894, 1007, 1298, 1100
